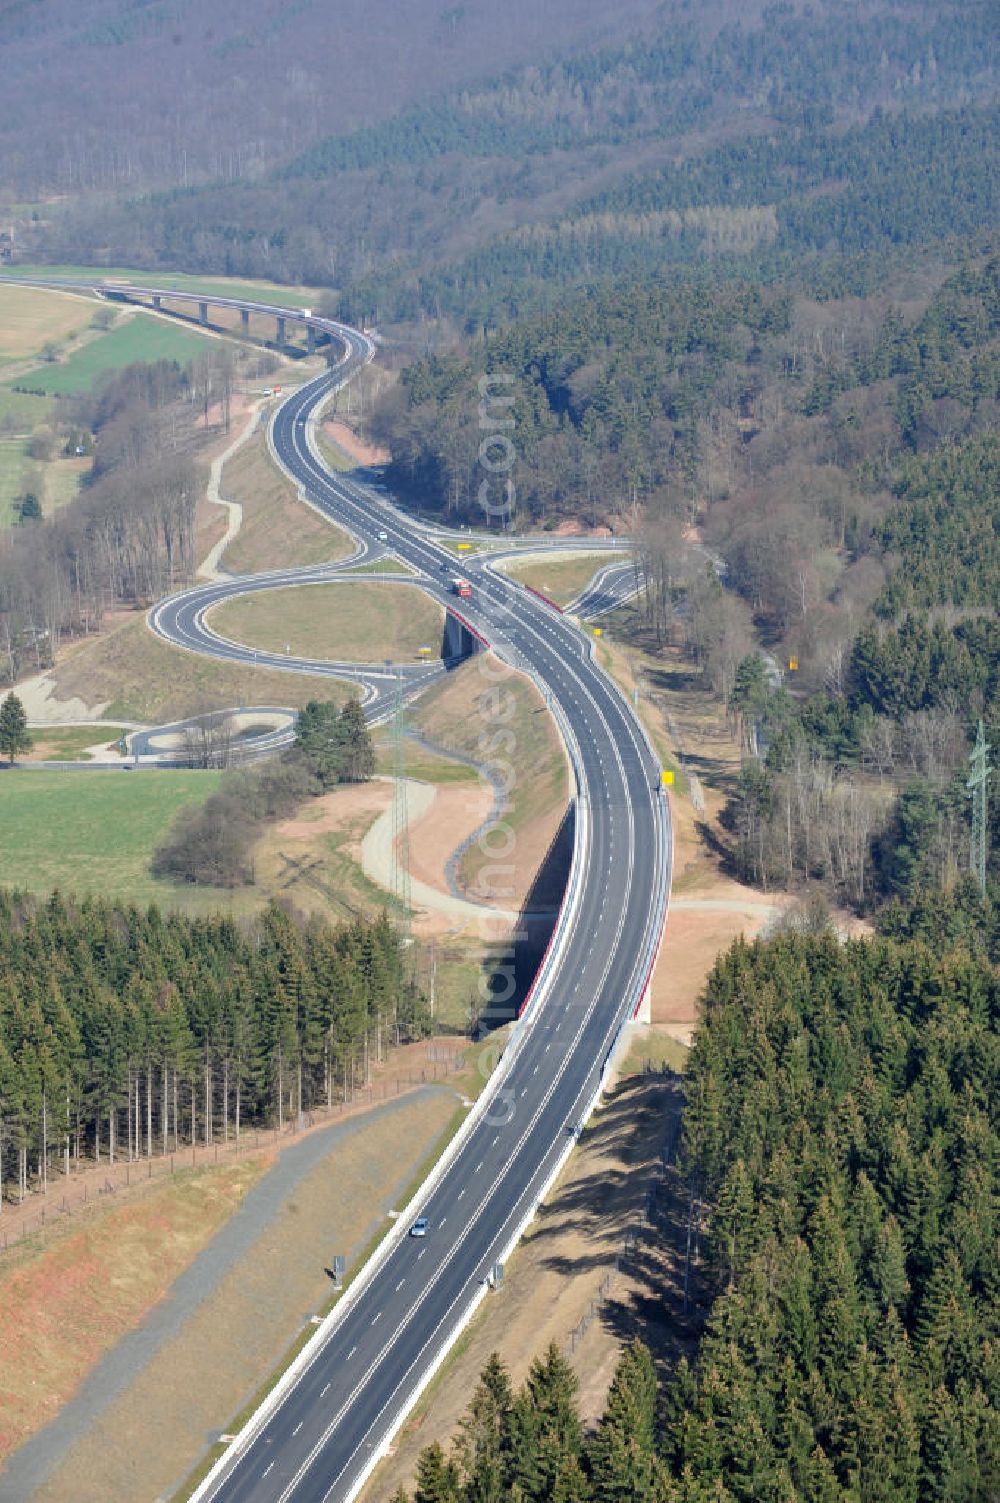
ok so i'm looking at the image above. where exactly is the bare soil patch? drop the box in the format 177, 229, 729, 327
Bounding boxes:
323, 417, 390, 468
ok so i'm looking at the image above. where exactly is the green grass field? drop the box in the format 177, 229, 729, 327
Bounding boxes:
0, 387, 52, 430
23, 725, 129, 761
0, 440, 32, 525
1, 265, 326, 309
22, 315, 221, 395
0, 768, 246, 913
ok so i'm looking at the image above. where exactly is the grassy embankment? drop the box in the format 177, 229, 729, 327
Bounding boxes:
409, 656, 569, 904
218, 426, 354, 573
502, 550, 623, 607
206, 581, 445, 663
43, 613, 352, 724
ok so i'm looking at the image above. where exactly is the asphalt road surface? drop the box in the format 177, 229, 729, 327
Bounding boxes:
176, 322, 671, 1503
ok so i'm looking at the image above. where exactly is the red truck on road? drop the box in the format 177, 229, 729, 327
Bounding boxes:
451, 578, 473, 599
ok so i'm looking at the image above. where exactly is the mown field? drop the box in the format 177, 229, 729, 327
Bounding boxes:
0, 285, 93, 365
207, 581, 445, 663
20, 314, 221, 396
0, 768, 243, 912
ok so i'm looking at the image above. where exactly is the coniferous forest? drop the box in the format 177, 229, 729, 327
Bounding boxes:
0, 894, 430, 1203
395, 927, 1000, 1502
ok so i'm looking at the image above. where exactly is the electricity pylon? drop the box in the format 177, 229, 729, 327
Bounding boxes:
968, 718, 991, 895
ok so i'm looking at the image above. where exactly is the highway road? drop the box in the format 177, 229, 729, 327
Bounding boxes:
177, 319, 671, 1503
4, 280, 671, 1502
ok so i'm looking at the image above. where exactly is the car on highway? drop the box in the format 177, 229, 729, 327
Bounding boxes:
409, 1217, 430, 1237
377, 528, 389, 541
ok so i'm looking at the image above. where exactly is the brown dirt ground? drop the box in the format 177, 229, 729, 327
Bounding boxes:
370, 1069, 683, 1499
595, 634, 792, 1043
323, 417, 390, 468
407, 782, 495, 903
0, 1155, 270, 1461
408, 657, 570, 908
20, 1088, 460, 1503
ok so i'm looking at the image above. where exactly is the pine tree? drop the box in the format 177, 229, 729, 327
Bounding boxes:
0, 692, 32, 764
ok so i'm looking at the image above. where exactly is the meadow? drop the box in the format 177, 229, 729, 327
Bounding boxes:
0, 768, 245, 912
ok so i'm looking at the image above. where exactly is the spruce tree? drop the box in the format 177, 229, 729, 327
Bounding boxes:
413, 1441, 460, 1503
456, 1353, 514, 1503
0, 692, 32, 764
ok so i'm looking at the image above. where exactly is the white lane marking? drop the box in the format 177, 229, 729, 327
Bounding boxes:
417, 1248, 426, 1259
439, 1217, 447, 1227
263, 1462, 274, 1478
492, 1134, 499, 1146
293, 1421, 303, 1437
372, 1312, 381, 1325
320, 1382, 330, 1397
395, 1279, 405, 1292
458, 1188, 466, 1200
347, 1346, 356, 1360
475, 1161, 484, 1173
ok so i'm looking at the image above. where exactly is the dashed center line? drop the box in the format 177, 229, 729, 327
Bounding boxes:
293, 1421, 303, 1437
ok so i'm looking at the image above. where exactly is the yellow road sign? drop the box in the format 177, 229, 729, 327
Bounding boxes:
788, 656, 798, 671
457, 542, 472, 551
661, 769, 674, 787
593, 627, 603, 637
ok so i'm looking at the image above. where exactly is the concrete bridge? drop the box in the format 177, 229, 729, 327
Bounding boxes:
100, 281, 330, 354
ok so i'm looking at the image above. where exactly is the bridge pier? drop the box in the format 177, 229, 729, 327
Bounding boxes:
198, 301, 209, 325
151, 294, 161, 310
306, 324, 316, 356
241, 308, 250, 335
276, 315, 286, 346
